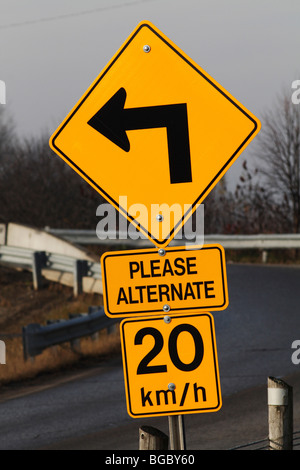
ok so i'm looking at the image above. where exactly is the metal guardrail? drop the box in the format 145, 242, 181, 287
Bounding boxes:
2, 230, 300, 374
0, 245, 101, 296
0, 245, 33, 268
1, 232, 300, 298
45, 228, 300, 250
205, 233, 300, 250
45, 228, 162, 246
0, 245, 117, 358
22, 306, 120, 359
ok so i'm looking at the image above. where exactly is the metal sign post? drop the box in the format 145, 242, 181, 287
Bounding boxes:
168, 415, 186, 450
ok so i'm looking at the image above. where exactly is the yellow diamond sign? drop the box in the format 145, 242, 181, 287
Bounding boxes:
50, 21, 260, 248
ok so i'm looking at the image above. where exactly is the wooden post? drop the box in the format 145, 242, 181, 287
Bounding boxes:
262, 250, 268, 263
0, 340, 6, 364
268, 376, 293, 450
139, 426, 168, 450
168, 415, 186, 450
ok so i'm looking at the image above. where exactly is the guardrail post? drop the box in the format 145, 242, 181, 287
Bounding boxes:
262, 250, 268, 263
268, 376, 293, 450
0, 340, 6, 364
73, 260, 88, 297
22, 307, 118, 359
68, 313, 83, 350
70, 338, 81, 352
88, 307, 100, 339
0, 224, 6, 245
139, 426, 168, 450
32, 251, 47, 290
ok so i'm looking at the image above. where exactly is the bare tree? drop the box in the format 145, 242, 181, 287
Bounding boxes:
0, 133, 105, 228
233, 161, 291, 234
0, 106, 17, 163
203, 177, 237, 234
204, 158, 292, 235
254, 91, 300, 232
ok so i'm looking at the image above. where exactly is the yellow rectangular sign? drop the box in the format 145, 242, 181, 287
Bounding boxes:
101, 244, 228, 318
120, 313, 222, 418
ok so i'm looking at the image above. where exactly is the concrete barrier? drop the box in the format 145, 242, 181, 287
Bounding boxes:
6, 223, 97, 260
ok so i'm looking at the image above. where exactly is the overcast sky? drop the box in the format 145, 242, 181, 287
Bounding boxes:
1, 0, 300, 185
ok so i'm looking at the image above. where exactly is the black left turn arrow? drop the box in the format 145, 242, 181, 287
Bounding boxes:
87, 87, 192, 184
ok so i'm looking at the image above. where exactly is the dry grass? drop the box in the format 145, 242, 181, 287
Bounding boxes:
0, 330, 121, 386
0, 265, 121, 387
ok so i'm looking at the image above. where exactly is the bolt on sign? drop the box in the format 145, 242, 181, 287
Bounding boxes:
120, 313, 222, 418
101, 244, 228, 317
49, 20, 261, 248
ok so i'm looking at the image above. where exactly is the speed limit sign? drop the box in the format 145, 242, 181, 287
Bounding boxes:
120, 312, 222, 418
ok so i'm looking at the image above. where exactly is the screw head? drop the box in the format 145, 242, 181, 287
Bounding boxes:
156, 214, 163, 222
163, 304, 170, 312
168, 383, 176, 391
158, 248, 166, 257
164, 315, 171, 324
143, 44, 151, 53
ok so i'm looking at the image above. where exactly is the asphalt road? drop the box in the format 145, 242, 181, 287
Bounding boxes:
1, 263, 300, 450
